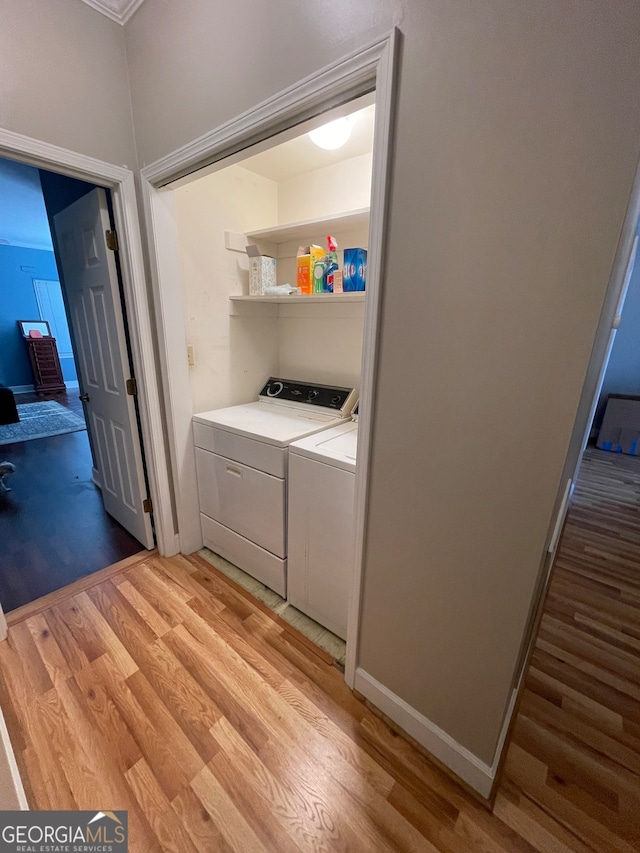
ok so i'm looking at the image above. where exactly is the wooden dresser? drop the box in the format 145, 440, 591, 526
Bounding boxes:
18, 321, 67, 395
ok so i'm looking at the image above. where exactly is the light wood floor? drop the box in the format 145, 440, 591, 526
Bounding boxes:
1, 551, 590, 852
504, 447, 640, 853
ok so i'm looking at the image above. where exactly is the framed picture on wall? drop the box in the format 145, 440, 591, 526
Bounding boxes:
17, 320, 52, 338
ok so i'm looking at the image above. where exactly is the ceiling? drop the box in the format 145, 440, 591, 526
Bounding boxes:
78, 0, 147, 25
240, 104, 376, 183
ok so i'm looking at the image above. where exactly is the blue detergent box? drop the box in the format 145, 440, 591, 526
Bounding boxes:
343, 248, 367, 292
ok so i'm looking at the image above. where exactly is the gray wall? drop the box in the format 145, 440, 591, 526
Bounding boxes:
125, 0, 640, 767
0, 0, 137, 168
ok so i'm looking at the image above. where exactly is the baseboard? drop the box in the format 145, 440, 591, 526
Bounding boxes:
0, 704, 28, 809
11, 382, 79, 394
354, 668, 495, 798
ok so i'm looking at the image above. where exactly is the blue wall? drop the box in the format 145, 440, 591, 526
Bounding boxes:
39, 169, 95, 218
594, 228, 640, 431
0, 158, 53, 250
0, 245, 62, 387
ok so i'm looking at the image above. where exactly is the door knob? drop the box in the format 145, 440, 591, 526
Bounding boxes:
79, 393, 90, 403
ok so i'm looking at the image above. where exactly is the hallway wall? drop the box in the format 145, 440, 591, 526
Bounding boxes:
0, 0, 137, 168
123, 0, 640, 774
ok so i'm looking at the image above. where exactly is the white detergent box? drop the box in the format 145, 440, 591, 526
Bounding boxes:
246, 245, 276, 295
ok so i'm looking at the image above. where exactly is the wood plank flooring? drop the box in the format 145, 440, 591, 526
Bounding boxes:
503, 447, 640, 853
0, 390, 144, 612
1, 551, 592, 852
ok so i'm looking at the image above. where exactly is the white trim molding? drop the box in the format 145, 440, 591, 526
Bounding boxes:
355, 669, 497, 799
141, 29, 400, 558
345, 30, 399, 686
0, 127, 177, 557
143, 33, 397, 187
0, 701, 28, 810
78, 0, 146, 26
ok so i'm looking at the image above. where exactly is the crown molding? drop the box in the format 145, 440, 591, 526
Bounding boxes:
79, 0, 146, 25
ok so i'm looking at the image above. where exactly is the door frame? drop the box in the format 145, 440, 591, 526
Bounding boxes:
140, 30, 399, 681
0, 128, 177, 556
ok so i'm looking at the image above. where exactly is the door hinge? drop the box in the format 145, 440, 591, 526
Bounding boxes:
143, 497, 152, 513
105, 229, 119, 252
126, 377, 137, 396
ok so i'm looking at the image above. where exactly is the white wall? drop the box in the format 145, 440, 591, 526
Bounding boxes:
0, 0, 137, 168
174, 165, 279, 414
126, 0, 640, 779
175, 154, 370, 407
277, 301, 365, 391
278, 154, 372, 223
277, 155, 369, 390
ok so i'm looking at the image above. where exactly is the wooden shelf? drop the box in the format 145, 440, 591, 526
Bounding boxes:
246, 208, 369, 245
229, 293, 365, 304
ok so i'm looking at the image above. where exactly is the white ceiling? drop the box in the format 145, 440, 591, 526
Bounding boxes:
78, 0, 147, 25
240, 104, 376, 183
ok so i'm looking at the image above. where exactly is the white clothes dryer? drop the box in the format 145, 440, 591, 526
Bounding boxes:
287, 415, 359, 639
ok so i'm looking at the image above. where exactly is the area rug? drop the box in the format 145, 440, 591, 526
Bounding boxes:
0, 401, 86, 445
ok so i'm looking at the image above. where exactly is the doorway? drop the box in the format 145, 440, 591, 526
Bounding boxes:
141, 33, 397, 690
0, 158, 150, 613
498, 214, 640, 842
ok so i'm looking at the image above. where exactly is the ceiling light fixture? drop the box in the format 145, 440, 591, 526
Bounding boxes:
308, 117, 353, 150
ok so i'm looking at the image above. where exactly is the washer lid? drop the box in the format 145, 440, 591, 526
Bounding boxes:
289, 421, 358, 471
193, 401, 351, 447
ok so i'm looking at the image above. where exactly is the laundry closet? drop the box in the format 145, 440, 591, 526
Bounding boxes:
172, 95, 375, 640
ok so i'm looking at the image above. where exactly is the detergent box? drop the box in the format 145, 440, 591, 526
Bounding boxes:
343, 248, 367, 292
296, 245, 323, 295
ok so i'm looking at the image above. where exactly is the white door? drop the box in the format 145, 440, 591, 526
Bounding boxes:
54, 189, 154, 548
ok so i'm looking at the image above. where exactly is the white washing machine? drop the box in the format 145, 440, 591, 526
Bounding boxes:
193, 378, 357, 597
287, 408, 359, 639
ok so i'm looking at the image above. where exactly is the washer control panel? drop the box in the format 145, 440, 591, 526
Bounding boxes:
259, 377, 357, 416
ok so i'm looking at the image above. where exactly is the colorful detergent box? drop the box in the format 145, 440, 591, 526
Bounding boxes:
246, 245, 276, 295
296, 245, 323, 295
343, 248, 367, 292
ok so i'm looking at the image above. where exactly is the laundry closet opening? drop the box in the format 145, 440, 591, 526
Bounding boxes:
169, 92, 376, 663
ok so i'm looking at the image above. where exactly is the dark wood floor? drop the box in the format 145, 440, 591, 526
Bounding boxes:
503, 447, 640, 852
0, 389, 144, 613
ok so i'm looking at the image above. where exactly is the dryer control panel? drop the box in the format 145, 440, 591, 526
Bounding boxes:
259, 378, 357, 417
